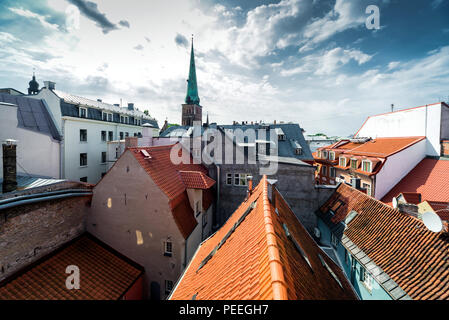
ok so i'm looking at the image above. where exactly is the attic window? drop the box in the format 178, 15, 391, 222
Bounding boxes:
350, 159, 358, 169
322, 151, 328, 159
318, 254, 343, 289
282, 223, 313, 271
339, 157, 346, 167
141, 150, 151, 159
79, 107, 87, 118
329, 152, 335, 161
361, 160, 372, 173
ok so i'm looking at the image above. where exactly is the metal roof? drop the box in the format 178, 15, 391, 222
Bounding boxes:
53, 90, 156, 121
0, 174, 65, 194
0, 93, 61, 141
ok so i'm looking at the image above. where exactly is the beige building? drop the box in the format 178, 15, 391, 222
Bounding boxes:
87, 143, 215, 300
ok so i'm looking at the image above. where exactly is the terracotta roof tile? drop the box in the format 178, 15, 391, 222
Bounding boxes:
179, 171, 215, 189
427, 201, 449, 221
169, 177, 357, 300
319, 183, 449, 300
128, 144, 215, 239
0, 234, 144, 300
382, 158, 449, 205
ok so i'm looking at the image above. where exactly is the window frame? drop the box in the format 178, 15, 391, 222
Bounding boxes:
101, 151, 107, 164
108, 131, 113, 141
79, 129, 87, 142
350, 159, 358, 170
101, 130, 106, 142
321, 165, 327, 176
79, 107, 87, 118
234, 173, 250, 187
322, 151, 328, 159
362, 160, 372, 173
329, 167, 336, 178
329, 151, 335, 161
79, 153, 87, 167
80, 176, 88, 182
164, 241, 173, 257
226, 173, 232, 185
339, 157, 346, 167
165, 280, 174, 295
362, 183, 372, 197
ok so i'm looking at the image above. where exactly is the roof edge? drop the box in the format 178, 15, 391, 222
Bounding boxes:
261, 176, 288, 300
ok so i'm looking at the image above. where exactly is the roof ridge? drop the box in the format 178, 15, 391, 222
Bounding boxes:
261, 176, 288, 300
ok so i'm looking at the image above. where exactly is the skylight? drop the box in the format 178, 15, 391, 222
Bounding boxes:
345, 210, 359, 225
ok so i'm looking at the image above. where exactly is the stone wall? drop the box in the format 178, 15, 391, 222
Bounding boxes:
0, 195, 91, 282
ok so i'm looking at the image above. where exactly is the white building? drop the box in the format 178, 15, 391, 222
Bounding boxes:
355, 102, 449, 157
30, 81, 159, 183
0, 93, 61, 179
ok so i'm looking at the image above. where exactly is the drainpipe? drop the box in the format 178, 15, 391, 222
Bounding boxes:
214, 164, 220, 230
61, 119, 65, 179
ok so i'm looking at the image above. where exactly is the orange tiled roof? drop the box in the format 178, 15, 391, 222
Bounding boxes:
400, 192, 422, 205
427, 201, 449, 221
179, 171, 216, 189
319, 183, 449, 300
129, 144, 215, 239
382, 158, 449, 206
170, 177, 357, 300
0, 234, 144, 300
347, 137, 425, 157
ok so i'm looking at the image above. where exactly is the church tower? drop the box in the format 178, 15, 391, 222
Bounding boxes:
28, 72, 39, 95
182, 37, 202, 126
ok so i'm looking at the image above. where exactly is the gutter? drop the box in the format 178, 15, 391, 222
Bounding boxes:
0, 189, 92, 211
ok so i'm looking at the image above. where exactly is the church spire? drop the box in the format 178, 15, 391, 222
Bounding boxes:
185, 35, 200, 105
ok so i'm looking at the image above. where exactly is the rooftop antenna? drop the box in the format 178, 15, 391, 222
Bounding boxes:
422, 211, 443, 233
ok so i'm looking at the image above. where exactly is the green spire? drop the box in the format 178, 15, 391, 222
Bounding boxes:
185, 36, 200, 105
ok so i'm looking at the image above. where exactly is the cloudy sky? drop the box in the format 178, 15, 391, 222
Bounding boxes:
0, 0, 448, 136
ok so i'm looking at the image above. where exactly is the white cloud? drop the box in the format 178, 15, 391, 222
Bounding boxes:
9, 7, 60, 31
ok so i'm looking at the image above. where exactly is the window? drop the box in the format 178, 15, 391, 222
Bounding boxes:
79, 107, 87, 118
202, 212, 207, 227
234, 173, 250, 186
164, 241, 172, 257
108, 131, 113, 141
102, 112, 107, 121
120, 116, 124, 123
195, 201, 200, 216
361, 268, 373, 292
115, 147, 119, 159
339, 157, 346, 167
101, 131, 106, 142
165, 280, 173, 295
331, 233, 339, 248
295, 148, 302, 155
101, 172, 106, 178
362, 161, 372, 173
278, 134, 286, 141
125, 132, 129, 138
119, 132, 124, 140
80, 153, 87, 166
134, 133, 138, 137
317, 150, 321, 158
125, 116, 129, 124
101, 152, 107, 164
345, 250, 349, 265
107, 113, 113, 122
226, 173, 232, 185
321, 165, 327, 176
79, 129, 87, 142
362, 183, 372, 196
330, 167, 336, 178
329, 151, 335, 161
322, 151, 328, 159
80, 176, 87, 182
351, 159, 358, 169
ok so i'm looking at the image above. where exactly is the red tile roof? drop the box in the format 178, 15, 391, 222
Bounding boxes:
170, 177, 357, 300
0, 234, 144, 300
179, 171, 216, 189
427, 201, 449, 221
319, 183, 449, 300
128, 144, 215, 239
400, 192, 422, 205
382, 158, 449, 206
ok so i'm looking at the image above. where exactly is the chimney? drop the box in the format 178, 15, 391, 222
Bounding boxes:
97, 99, 102, 102
142, 123, 153, 138
246, 176, 253, 196
351, 177, 361, 190
44, 81, 55, 90
397, 203, 419, 218
128, 103, 134, 111
125, 137, 138, 148
267, 179, 278, 210
274, 120, 276, 124
2, 140, 17, 193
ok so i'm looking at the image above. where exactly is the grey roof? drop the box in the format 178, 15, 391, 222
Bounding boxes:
0, 93, 61, 141
53, 90, 157, 123
160, 123, 313, 161
0, 174, 65, 194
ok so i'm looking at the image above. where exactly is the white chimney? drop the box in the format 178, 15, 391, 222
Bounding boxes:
44, 81, 56, 90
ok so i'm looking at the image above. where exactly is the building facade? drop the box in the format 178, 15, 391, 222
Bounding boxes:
30, 83, 158, 183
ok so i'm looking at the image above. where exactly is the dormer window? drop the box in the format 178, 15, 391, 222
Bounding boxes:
295, 148, 302, 155
362, 160, 372, 173
339, 157, 346, 167
329, 152, 335, 161
120, 115, 124, 123
125, 116, 129, 124
322, 151, 328, 159
350, 159, 358, 169
79, 107, 87, 118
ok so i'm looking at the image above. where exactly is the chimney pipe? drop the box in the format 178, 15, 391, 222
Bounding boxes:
2, 140, 17, 193
246, 175, 253, 196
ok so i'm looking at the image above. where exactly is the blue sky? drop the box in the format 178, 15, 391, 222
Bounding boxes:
0, 0, 448, 136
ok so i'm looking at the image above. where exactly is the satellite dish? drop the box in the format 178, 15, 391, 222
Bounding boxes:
392, 197, 398, 209
422, 211, 443, 233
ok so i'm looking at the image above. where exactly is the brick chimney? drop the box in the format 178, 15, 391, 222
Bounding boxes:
125, 137, 138, 148
397, 203, 419, 218
246, 175, 253, 196
2, 140, 17, 193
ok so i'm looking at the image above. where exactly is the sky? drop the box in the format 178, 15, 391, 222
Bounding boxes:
0, 0, 448, 137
